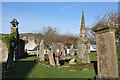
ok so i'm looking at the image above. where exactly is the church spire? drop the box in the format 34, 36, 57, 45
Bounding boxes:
80, 11, 85, 30
79, 11, 87, 40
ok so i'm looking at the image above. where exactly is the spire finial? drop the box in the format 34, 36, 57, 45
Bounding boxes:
81, 11, 85, 30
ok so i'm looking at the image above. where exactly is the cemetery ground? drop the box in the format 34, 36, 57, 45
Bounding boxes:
2, 52, 120, 79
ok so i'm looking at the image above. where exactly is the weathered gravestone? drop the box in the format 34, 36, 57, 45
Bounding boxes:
70, 44, 74, 56
37, 46, 39, 57
60, 43, 66, 56
55, 55, 60, 66
57, 42, 66, 56
56, 42, 61, 54
51, 43, 57, 55
64, 46, 68, 55
48, 49, 55, 66
39, 40, 44, 61
44, 48, 47, 54
51, 43, 60, 66
77, 11, 90, 64
0, 40, 8, 62
77, 40, 90, 63
92, 22, 119, 79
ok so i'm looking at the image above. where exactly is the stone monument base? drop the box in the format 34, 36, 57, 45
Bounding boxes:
69, 63, 94, 71
96, 74, 119, 80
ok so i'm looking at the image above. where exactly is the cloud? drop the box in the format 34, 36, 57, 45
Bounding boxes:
59, 4, 78, 11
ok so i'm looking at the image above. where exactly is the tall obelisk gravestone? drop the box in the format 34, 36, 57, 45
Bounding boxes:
77, 11, 90, 63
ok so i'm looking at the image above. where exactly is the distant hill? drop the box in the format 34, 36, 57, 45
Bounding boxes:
0, 33, 9, 37
1, 33, 39, 37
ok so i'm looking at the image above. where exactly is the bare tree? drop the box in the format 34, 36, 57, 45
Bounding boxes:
86, 27, 96, 45
93, 10, 120, 50
39, 26, 58, 47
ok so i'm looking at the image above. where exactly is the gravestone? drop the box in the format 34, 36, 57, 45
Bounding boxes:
37, 46, 39, 57
77, 40, 90, 63
51, 43, 57, 55
44, 48, 47, 54
92, 22, 119, 79
60, 44, 66, 56
51, 43, 60, 66
56, 42, 65, 56
48, 49, 55, 66
39, 40, 44, 61
64, 46, 68, 55
0, 40, 8, 62
56, 42, 61, 54
70, 44, 74, 56
55, 54, 60, 66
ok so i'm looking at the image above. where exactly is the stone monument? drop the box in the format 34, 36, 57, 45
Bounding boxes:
51, 43, 60, 66
51, 43, 57, 55
39, 40, 44, 61
64, 46, 68, 55
70, 44, 74, 56
60, 43, 66, 56
77, 11, 90, 63
0, 40, 8, 62
48, 48, 55, 66
92, 22, 119, 79
56, 42, 66, 56
77, 40, 90, 63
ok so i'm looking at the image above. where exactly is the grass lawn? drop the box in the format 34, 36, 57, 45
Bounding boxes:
2, 52, 120, 79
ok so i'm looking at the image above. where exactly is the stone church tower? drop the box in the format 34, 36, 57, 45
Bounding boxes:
79, 11, 87, 41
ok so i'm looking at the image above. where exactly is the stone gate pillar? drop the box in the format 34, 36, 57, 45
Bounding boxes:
92, 23, 119, 79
